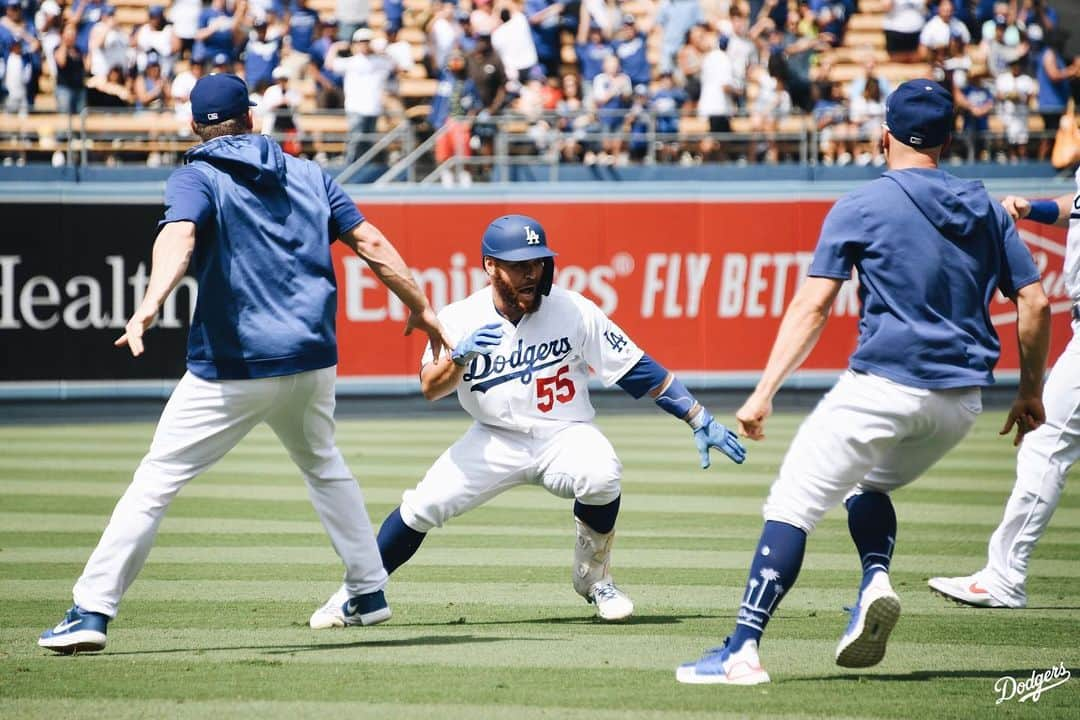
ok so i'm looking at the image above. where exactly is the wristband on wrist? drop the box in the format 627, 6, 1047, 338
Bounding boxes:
688, 406, 712, 431
1026, 199, 1059, 225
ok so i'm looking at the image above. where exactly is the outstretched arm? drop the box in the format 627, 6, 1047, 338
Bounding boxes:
736, 276, 843, 440
340, 220, 453, 361
115, 221, 196, 357
617, 354, 746, 468
1002, 193, 1073, 229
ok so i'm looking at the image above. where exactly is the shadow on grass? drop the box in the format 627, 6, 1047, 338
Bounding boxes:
794, 669, 1044, 683
94, 634, 522, 658
385, 613, 710, 628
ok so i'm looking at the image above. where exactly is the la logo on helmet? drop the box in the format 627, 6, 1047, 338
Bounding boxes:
524, 226, 541, 245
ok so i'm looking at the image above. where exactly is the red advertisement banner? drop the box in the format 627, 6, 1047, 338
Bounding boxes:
334, 199, 1072, 381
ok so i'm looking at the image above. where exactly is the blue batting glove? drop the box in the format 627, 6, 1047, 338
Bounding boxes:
452, 322, 504, 366
693, 409, 747, 468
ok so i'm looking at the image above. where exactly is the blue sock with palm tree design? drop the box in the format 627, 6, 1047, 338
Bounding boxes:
729, 520, 807, 652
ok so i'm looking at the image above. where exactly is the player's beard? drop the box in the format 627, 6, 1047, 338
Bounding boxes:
491, 271, 542, 316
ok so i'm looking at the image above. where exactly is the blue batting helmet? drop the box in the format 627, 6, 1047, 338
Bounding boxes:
481, 214, 557, 295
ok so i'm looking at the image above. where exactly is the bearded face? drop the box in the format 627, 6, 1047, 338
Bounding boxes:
490, 264, 543, 315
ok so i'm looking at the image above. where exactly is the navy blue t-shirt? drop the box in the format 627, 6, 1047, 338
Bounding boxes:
614, 33, 650, 88
288, 5, 319, 54
576, 41, 612, 82
809, 168, 1040, 389
160, 135, 364, 380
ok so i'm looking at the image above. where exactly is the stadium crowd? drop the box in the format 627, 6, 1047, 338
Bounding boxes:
0, 0, 1077, 170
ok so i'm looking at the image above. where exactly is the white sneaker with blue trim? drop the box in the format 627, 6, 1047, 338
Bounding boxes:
676, 637, 770, 685
835, 572, 901, 668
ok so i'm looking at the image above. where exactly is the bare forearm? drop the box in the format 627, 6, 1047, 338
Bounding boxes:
420, 355, 467, 400
1015, 285, 1051, 398
343, 221, 430, 313
753, 277, 842, 400
139, 222, 196, 315
1054, 194, 1073, 228
754, 300, 829, 399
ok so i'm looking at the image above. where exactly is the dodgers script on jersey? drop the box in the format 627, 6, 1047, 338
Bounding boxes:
421, 286, 644, 432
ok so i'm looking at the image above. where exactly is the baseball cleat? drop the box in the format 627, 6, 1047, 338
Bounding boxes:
927, 574, 1012, 608
589, 581, 634, 621
309, 586, 392, 629
835, 572, 901, 668
38, 605, 109, 654
676, 637, 770, 685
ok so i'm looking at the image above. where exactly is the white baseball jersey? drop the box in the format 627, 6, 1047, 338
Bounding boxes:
1067, 167, 1080, 304
422, 285, 644, 433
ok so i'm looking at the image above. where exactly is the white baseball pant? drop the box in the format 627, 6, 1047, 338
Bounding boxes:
764, 371, 982, 533
983, 323, 1080, 606
399, 421, 622, 533
72, 367, 387, 617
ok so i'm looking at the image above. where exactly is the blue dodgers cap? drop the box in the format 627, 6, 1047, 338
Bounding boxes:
885, 79, 954, 149
190, 73, 256, 124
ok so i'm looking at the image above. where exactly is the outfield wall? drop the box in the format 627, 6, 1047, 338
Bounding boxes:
0, 180, 1073, 399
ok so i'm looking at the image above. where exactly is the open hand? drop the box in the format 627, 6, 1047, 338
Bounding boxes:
1000, 393, 1046, 447
406, 307, 454, 363
693, 410, 747, 468
114, 310, 156, 357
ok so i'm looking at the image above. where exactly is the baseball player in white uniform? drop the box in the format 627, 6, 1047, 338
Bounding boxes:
930, 174, 1080, 608
309, 213, 747, 626
676, 80, 1051, 685
38, 74, 451, 654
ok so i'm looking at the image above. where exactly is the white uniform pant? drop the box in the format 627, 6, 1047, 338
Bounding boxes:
764, 371, 981, 533
72, 367, 387, 618
983, 325, 1080, 606
400, 421, 622, 533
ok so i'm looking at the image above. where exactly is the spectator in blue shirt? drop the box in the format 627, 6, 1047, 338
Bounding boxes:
613, 14, 650, 93
287, 0, 319, 55
651, 72, 687, 162
525, 0, 563, 79
957, 64, 993, 159
194, 0, 243, 64
575, 14, 612, 92
71, 0, 109, 54
309, 19, 343, 108
243, 17, 281, 91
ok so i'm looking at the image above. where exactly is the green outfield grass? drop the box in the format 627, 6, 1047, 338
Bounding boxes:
1, 410, 1078, 719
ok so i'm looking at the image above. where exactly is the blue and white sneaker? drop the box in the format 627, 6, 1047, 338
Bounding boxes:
38, 605, 109, 654
835, 571, 901, 668
308, 585, 392, 629
676, 637, 770, 685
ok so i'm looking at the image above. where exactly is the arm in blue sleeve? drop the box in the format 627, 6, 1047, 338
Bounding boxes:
616, 353, 709, 429
323, 170, 365, 240
158, 166, 215, 231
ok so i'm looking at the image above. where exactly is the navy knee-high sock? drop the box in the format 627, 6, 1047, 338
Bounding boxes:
376, 507, 427, 575
573, 495, 620, 534
845, 491, 896, 591
729, 520, 807, 651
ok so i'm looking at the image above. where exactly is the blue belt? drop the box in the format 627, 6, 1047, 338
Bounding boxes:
1074, 305, 1079, 322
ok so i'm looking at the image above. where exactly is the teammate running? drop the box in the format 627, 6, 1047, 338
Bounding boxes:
930, 180, 1079, 608
676, 79, 1051, 684
309, 213, 747, 626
